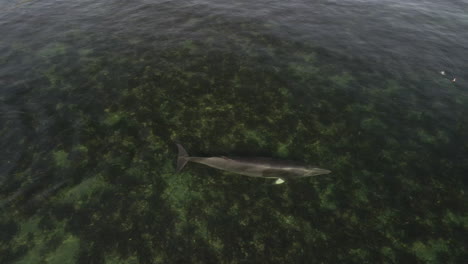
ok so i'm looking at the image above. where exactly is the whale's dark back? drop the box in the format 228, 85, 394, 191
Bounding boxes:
226, 157, 310, 168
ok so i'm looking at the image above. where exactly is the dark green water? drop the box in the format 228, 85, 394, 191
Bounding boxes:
1, 0, 467, 263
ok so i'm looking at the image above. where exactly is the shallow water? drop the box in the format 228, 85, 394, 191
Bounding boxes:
1, 0, 467, 263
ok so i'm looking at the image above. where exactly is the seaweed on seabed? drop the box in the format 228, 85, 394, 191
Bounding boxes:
1, 15, 467, 264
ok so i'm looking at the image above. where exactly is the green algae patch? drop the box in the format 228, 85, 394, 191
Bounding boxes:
16, 217, 41, 241
105, 254, 139, 264
45, 235, 80, 264
53, 150, 71, 169
161, 165, 201, 236
103, 111, 125, 126
330, 72, 354, 88
411, 240, 450, 264
13, 245, 42, 264
13, 219, 72, 264
37, 43, 68, 58
243, 129, 268, 148
276, 142, 290, 158
318, 184, 337, 210
63, 175, 106, 202
360, 117, 388, 132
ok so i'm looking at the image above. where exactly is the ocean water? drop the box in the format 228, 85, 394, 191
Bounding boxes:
1, 0, 467, 263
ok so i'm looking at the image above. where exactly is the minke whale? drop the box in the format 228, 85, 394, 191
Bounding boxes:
176, 144, 331, 184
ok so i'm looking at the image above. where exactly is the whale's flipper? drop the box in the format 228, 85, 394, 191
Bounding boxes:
274, 178, 285, 185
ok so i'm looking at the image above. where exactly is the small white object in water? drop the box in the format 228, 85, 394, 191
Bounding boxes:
440, 71, 446, 75
275, 178, 285, 185
452, 78, 456, 82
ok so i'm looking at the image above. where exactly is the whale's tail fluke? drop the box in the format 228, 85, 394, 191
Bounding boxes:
176, 143, 189, 173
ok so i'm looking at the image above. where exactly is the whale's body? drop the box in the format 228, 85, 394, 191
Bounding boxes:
176, 144, 331, 184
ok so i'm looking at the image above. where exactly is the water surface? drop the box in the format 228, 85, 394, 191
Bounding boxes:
1, 0, 467, 263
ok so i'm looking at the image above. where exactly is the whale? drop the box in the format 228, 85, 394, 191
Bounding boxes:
176, 144, 331, 184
